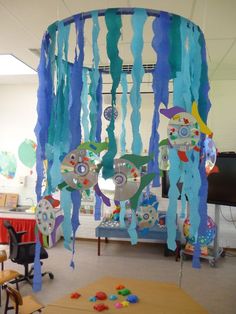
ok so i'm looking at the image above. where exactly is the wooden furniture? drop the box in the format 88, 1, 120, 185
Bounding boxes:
41, 276, 208, 314
0, 250, 20, 307
95, 211, 181, 259
4, 284, 43, 314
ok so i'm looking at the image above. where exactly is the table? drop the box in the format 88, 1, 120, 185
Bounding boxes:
42, 276, 208, 314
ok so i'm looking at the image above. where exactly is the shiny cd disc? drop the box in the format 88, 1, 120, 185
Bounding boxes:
98, 158, 141, 201
61, 148, 101, 190
36, 199, 55, 235
168, 112, 200, 152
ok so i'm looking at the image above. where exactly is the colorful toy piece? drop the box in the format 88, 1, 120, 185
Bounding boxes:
70, 292, 81, 299
114, 302, 123, 309
89, 296, 97, 302
95, 291, 107, 300
121, 301, 129, 307
109, 294, 118, 301
93, 303, 109, 312
126, 295, 139, 303
118, 288, 131, 296
116, 284, 125, 290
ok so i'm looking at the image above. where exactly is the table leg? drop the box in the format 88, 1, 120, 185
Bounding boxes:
98, 237, 101, 256
105, 237, 108, 243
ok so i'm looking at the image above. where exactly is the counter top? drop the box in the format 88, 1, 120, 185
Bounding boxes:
0, 206, 35, 216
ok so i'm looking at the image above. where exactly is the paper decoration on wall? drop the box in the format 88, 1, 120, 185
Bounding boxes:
103, 106, 118, 121
158, 139, 170, 171
0, 151, 17, 179
203, 137, 218, 175
18, 139, 36, 168
183, 216, 216, 255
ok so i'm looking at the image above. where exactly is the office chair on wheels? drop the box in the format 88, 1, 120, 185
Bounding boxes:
3, 220, 54, 285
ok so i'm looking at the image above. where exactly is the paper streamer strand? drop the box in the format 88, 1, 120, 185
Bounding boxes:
102, 9, 123, 179
81, 68, 89, 141
148, 12, 171, 187
120, 73, 128, 155
130, 8, 147, 155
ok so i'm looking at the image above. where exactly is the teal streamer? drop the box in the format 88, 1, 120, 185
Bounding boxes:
102, 9, 123, 179
127, 210, 138, 245
167, 149, 181, 251
81, 68, 89, 141
120, 73, 128, 155
119, 200, 126, 228
61, 188, 72, 250
168, 15, 182, 78
130, 8, 147, 155
190, 25, 201, 104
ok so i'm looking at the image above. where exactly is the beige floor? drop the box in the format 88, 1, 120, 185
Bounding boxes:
1, 239, 236, 314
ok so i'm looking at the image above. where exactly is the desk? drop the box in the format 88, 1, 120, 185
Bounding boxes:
42, 277, 208, 314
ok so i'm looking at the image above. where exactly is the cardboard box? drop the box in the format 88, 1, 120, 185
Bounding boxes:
5, 193, 18, 208
0, 193, 6, 207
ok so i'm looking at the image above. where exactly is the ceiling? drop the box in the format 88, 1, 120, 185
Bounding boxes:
0, 0, 236, 84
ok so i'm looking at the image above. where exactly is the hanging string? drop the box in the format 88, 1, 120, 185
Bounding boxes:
148, 12, 171, 187
130, 8, 147, 155
120, 72, 128, 155
102, 9, 123, 179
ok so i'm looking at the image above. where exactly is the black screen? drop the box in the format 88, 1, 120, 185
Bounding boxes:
162, 152, 236, 207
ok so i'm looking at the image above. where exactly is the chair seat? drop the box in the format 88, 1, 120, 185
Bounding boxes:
0, 270, 20, 285
19, 295, 44, 314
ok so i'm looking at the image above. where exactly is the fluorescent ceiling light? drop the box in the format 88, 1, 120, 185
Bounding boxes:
0, 54, 36, 75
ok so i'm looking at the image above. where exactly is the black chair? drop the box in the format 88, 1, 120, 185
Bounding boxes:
3, 220, 54, 285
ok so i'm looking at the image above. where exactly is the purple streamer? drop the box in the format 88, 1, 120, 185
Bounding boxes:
51, 215, 64, 246
160, 106, 185, 119
148, 12, 171, 187
94, 184, 111, 207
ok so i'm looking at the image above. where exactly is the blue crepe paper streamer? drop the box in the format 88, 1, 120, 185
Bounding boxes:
81, 68, 89, 141
89, 70, 98, 141
130, 8, 147, 155
120, 73, 128, 155
128, 210, 138, 245
33, 229, 42, 292
119, 201, 126, 228
148, 12, 171, 187
61, 188, 72, 250
102, 9, 123, 179
167, 149, 181, 250
96, 72, 103, 143
70, 190, 81, 269
190, 25, 201, 104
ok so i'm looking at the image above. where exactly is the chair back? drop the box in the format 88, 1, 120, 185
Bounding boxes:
0, 250, 7, 271
3, 221, 19, 261
5, 285, 23, 314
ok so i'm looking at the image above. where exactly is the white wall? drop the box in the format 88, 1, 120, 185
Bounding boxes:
0, 80, 236, 248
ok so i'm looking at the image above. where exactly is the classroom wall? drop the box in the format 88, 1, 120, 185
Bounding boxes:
0, 80, 236, 248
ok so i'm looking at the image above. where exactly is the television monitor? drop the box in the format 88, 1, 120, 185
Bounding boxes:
161, 152, 236, 207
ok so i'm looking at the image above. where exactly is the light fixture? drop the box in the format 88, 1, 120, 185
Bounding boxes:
0, 54, 36, 75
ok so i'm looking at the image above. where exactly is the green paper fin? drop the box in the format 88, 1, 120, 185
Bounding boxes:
129, 173, 156, 209
121, 154, 154, 169
78, 141, 108, 154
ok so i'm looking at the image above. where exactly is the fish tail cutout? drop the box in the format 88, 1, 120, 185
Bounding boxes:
79, 141, 108, 154
51, 215, 64, 246
119, 201, 126, 228
129, 173, 155, 209
102, 9, 123, 179
192, 102, 213, 136
61, 188, 72, 250
130, 8, 147, 155
70, 190, 81, 269
81, 68, 89, 141
160, 107, 185, 119
121, 154, 153, 169
178, 151, 188, 162
120, 73, 128, 155
33, 227, 42, 292
148, 12, 171, 187
128, 210, 138, 245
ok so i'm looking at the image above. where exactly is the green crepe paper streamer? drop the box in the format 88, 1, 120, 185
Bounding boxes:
121, 154, 154, 169
0, 151, 17, 179
79, 141, 108, 154
61, 188, 72, 250
18, 139, 36, 168
168, 15, 182, 79
81, 68, 89, 141
129, 173, 155, 209
130, 8, 147, 155
102, 9, 123, 179
120, 73, 128, 155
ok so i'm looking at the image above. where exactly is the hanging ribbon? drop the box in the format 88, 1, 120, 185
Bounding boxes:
102, 9, 123, 179
120, 73, 128, 155
148, 12, 171, 187
81, 68, 89, 141
96, 72, 103, 143
130, 8, 147, 155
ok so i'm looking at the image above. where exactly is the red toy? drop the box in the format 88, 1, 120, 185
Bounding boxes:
95, 291, 107, 300
116, 284, 125, 290
93, 303, 109, 312
70, 292, 81, 299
